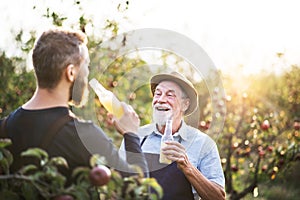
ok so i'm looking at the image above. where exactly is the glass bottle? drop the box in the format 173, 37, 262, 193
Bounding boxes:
89, 78, 124, 119
159, 119, 174, 164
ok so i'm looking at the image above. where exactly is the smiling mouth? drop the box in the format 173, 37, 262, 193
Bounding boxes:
155, 105, 171, 112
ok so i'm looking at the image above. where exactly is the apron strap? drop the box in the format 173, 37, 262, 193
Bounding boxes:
40, 114, 73, 149
141, 135, 148, 146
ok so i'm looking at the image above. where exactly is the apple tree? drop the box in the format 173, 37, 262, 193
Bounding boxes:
199, 66, 300, 199
0, 139, 163, 199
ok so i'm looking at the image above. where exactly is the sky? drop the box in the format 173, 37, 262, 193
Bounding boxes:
1, 0, 299, 75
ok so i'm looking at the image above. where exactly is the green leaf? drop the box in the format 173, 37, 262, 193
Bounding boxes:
134, 186, 144, 197
69, 185, 90, 200
2, 148, 13, 166
0, 157, 10, 174
21, 182, 39, 200
0, 138, 12, 148
89, 154, 107, 167
21, 148, 48, 162
142, 178, 163, 199
149, 193, 159, 200
43, 166, 66, 188
18, 164, 38, 175
71, 166, 90, 183
48, 157, 69, 168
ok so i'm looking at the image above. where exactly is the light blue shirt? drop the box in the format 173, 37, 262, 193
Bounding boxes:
119, 121, 225, 199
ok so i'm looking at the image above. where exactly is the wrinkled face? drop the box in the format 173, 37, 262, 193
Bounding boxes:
152, 81, 189, 126
69, 45, 90, 107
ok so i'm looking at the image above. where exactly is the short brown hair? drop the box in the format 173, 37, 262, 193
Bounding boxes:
32, 28, 88, 89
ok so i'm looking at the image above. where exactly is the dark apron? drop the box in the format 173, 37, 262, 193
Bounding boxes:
142, 136, 194, 200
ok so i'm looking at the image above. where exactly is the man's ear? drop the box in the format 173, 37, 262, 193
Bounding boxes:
181, 98, 190, 113
65, 64, 77, 82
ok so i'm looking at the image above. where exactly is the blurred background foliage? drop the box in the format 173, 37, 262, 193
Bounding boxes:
0, 0, 299, 199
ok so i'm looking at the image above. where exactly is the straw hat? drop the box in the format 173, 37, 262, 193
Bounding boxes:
150, 71, 198, 116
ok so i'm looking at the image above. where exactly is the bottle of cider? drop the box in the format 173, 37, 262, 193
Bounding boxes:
89, 78, 124, 119
159, 119, 174, 164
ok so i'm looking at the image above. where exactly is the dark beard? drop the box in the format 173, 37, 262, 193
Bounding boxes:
69, 74, 88, 107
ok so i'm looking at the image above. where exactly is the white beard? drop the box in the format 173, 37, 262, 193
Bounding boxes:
152, 104, 173, 126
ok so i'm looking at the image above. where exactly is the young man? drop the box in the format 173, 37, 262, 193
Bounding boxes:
120, 71, 225, 200
0, 28, 147, 179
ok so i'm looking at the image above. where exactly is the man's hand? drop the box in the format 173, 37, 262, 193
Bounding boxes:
107, 102, 140, 135
161, 141, 192, 171
162, 141, 226, 200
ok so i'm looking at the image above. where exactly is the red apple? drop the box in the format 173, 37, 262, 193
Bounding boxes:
267, 146, 273, 152
199, 121, 206, 129
294, 121, 300, 130
199, 121, 209, 130
236, 149, 241, 155
261, 165, 268, 172
231, 142, 239, 150
205, 120, 211, 129
261, 120, 270, 131
89, 165, 111, 186
231, 165, 239, 172
259, 150, 266, 158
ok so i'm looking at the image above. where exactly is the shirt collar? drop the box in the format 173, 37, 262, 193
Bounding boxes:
152, 120, 189, 141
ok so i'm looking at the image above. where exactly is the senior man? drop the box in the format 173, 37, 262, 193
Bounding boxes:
120, 71, 225, 200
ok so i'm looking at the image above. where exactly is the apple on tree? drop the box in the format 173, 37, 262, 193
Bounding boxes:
261, 165, 268, 172
89, 165, 111, 187
261, 120, 270, 131
259, 150, 266, 158
267, 146, 273, 152
294, 120, 300, 130
231, 164, 239, 172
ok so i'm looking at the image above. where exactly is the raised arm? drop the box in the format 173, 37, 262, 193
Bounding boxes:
107, 102, 148, 174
